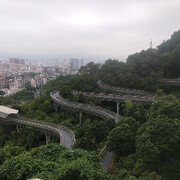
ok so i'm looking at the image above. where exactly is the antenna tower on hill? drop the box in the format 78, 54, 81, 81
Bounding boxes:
150, 39, 152, 49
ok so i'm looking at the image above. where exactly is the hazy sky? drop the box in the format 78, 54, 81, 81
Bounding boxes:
0, 0, 180, 62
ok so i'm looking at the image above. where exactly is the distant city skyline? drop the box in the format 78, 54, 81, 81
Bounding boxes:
0, 0, 180, 62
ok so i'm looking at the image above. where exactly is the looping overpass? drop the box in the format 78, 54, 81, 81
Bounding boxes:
0, 80, 156, 170
50, 80, 157, 169
50, 91, 122, 169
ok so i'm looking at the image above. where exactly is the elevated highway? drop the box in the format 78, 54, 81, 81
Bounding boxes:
50, 91, 122, 123
158, 78, 180, 86
50, 91, 123, 169
1, 79, 155, 170
0, 107, 75, 150
97, 80, 155, 96
72, 91, 155, 104
50, 81, 155, 169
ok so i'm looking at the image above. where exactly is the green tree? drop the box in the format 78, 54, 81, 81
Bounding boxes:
0, 144, 116, 180
78, 62, 100, 75
122, 100, 147, 123
136, 116, 180, 178
107, 117, 139, 156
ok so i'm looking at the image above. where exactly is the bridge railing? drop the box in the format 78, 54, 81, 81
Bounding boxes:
72, 90, 154, 104
99, 145, 108, 158
18, 116, 76, 143
158, 78, 180, 82
7, 116, 62, 138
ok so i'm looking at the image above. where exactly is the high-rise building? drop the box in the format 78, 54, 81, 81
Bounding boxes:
80, 59, 84, 67
19, 59, 25, 64
9, 58, 25, 65
70, 58, 79, 71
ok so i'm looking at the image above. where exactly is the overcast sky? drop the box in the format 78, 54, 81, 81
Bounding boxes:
0, 0, 180, 62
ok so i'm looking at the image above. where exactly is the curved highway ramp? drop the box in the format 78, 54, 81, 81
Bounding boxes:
97, 80, 155, 96
50, 91, 122, 123
0, 106, 75, 150
72, 90, 155, 104
50, 91, 123, 169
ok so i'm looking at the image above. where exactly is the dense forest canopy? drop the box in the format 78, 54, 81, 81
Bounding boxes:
0, 30, 180, 179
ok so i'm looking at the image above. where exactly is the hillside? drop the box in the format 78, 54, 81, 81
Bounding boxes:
0, 30, 180, 179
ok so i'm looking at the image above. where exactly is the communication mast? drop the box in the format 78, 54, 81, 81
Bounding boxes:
150, 39, 152, 49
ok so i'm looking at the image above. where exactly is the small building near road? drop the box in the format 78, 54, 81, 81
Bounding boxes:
0, 106, 19, 119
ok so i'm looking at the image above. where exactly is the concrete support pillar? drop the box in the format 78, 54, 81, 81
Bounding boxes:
59, 133, 63, 145
79, 111, 82, 125
116, 102, 120, 116
46, 133, 51, 144
16, 125, 20, 133
54, 103, 58, 112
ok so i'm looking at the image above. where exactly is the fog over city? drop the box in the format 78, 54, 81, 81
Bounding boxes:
0, 0, 180, 62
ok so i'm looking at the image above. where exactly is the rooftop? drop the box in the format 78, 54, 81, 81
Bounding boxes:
0, 106, 19, 118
